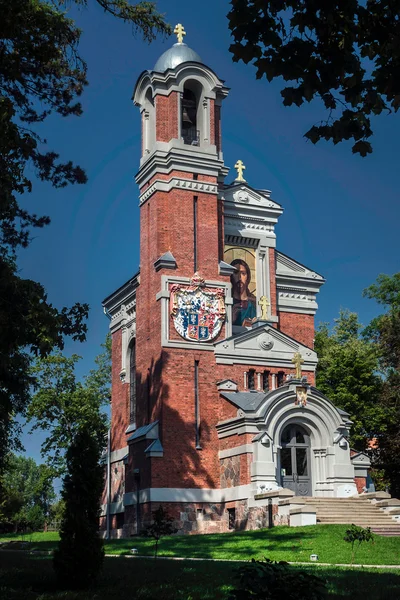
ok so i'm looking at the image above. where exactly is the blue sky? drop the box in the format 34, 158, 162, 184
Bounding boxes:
20, 1, 399, 462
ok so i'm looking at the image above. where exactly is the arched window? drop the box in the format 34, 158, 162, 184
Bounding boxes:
181, 88, 198, 145
129, 340, 136, 425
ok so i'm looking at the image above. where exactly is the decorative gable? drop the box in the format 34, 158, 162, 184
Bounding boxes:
223, 183, 283, 245
214, 324, 317, 370
275, 251, 325, 316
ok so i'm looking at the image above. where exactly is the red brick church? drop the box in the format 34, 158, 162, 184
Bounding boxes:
101, 26, 368, 536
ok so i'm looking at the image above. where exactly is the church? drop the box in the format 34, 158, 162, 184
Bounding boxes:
101, 25, 369, 536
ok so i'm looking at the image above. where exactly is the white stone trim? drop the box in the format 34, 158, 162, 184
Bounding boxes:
123, 484, 252, 506
100, 501, 124, 517
108, 446, 129, 464
139, 177, 218, 205
219, 444, 254, 459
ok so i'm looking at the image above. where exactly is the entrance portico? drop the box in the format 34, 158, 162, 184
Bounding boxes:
218, 379, 358, 499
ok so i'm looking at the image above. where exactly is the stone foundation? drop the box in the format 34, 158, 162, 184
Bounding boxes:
103, 499, 274, 537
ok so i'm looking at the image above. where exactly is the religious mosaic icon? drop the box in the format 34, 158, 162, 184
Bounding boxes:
224, 245, 257, 327
170, 273, 226, 342
295, 386, 308, 407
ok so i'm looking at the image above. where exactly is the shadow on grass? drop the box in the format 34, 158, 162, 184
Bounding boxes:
106, 526, 317, 560
1, 552, 400, 600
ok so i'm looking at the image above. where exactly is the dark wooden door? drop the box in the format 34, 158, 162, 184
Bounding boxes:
280, 425, 311, 496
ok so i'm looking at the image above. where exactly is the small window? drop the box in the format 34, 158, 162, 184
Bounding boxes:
263, 371, 270, 392
196, 508, 203, 520
115, 512, 124, 529
248, 369, 255, 391
277, 371, 285, 387
227, 508, 236, 530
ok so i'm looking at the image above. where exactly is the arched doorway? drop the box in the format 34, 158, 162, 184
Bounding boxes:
280, 424, 311, 496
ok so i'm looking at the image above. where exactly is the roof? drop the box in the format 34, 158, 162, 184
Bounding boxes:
220, 392, 267, 413
153, 43, 202, 72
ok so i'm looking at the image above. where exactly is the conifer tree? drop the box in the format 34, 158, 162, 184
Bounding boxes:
53, 426, 104, 589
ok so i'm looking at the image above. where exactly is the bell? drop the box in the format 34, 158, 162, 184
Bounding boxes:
182, 106, 193, 125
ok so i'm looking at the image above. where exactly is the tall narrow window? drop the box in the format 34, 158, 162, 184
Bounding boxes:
248, 369, 255, 391
130, 341, 136, 425
263, 371, 270, 392
277, 371, 285, 388
193, 196, 198, 273
194, 360, 201, 449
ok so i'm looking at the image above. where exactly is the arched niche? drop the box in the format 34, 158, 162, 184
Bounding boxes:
142, 87, 155, 156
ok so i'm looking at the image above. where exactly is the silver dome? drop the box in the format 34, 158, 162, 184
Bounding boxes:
153, 43, 202, 72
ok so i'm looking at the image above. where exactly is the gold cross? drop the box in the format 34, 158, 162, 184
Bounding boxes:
234, 159, 246, 182
174, 23, 186, 44
258, 296, 270, 320
292, 352, 304, 379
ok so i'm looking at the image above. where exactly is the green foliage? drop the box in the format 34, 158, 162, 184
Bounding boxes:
343, 524, 374, 565
363, 273, 400, 496
227, 0, 400, 155
0, 0, 169, 480
0, 454, 55, 532
53, 426, 104, 588
27, 344, 110, 475
315, 309, 384, 450
49, 499, 66, 524
145, 505, 177, 557
229, 558, 327, 600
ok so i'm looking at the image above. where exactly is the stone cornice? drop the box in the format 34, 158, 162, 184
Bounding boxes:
103, 273, 139, 333
140, 177, 218, 205
136, 146, 228, 189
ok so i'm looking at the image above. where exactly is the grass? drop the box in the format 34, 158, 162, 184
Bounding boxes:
1, 551, 400, 600
2, 525, 400, 565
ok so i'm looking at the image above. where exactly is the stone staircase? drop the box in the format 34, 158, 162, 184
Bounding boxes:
301, 496, 400, 536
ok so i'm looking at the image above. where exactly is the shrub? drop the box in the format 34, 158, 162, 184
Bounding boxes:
145, 505, 177, 558
229, 558, 327, 600
343, 524, 374, 564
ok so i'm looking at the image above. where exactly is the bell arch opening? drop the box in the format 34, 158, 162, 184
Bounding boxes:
181, 79, 205, 146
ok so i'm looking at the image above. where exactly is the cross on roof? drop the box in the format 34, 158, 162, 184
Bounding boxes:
291, 352, 304, 379
174, 23, 186, 44
234, 159, 246, 182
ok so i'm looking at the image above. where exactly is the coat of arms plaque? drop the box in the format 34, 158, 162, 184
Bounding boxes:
170, 273, 226, 342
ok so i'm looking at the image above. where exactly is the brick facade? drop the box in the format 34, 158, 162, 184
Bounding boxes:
102, 41, 360, 537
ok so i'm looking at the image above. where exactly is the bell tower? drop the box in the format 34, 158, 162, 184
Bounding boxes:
133, 26, 229, 280
132, 27, 231, 438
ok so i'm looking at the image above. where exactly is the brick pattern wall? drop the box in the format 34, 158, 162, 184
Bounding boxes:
278, 312, 315, 349
111, 329, 129, 451
155, 92, 178, 142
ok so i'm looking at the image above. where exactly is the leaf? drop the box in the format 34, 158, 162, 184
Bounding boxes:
352, 140, 373, 157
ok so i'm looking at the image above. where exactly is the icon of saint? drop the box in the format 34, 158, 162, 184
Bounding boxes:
230, 259, 257, 326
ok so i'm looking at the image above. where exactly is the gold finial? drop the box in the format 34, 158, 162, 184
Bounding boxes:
292, 352, 304, 379
174, 23, 186, 44
258, 296, 270, 320
234, 159, 246, 182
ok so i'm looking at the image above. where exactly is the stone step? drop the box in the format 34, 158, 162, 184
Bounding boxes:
372, 529, 400, 536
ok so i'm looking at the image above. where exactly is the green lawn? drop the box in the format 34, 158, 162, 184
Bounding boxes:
2, 525, 400, 565
1, 551, 400, 600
